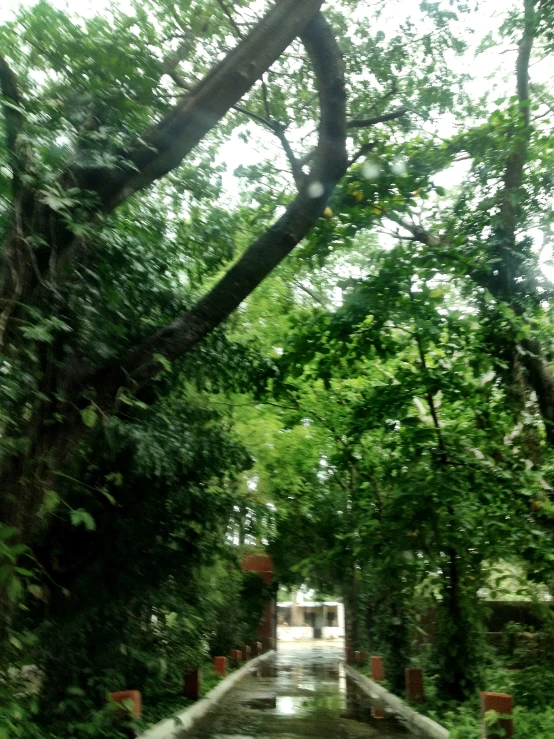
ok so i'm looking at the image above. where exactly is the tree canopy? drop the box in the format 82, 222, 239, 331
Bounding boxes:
3, 0, 554, 737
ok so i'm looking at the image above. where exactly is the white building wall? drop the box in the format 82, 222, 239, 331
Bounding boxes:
337, 602, 345, 629
321, 626, 344, 639
277, 626, 314, 640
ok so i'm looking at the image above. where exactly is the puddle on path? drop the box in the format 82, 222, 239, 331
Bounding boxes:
182, 641, 420, 738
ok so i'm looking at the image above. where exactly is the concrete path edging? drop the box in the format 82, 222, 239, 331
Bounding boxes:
345, 664, 450, 739
137, 650, 275, 739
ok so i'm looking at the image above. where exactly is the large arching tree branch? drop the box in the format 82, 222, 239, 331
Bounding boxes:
0, 0, 326, 353
76, 0, 326, 213
0, 10, 347, 562
86, 11, 348, 402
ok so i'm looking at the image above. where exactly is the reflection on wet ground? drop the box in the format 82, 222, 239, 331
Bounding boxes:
183, 641, 418, 738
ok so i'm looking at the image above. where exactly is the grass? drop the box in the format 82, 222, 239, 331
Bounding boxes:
354, 654, 554, 739
140, 656, 242, 729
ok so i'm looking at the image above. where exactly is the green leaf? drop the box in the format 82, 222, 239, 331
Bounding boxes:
9, 636, 23, 650
70, 509, 96, 532
105, 472, 124, 487
0, 527, 19, 540
66, 686, 86, 696
100, 488, 116, 505
80, 406, 98, 428
153, 353, 172, 373
14, 567, 33, 577
28, 584, 44, 599
42, 489, 60, 514
7, 577, 23, 603
40, 192, 75, 212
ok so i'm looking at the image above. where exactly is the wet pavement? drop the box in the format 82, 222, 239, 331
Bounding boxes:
183, 641, 418, 738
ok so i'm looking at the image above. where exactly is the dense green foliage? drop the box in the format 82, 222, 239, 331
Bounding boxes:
2, 0, 554, 736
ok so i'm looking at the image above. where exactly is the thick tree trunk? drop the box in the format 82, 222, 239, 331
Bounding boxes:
434, 549, 483, 701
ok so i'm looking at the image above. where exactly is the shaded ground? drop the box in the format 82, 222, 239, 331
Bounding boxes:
183, 641, 418, 738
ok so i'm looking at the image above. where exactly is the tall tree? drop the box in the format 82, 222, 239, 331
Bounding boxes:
0, 1, 348, 614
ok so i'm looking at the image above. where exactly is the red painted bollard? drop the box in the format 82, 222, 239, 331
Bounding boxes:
183, 668, 201, 700
405, 668, 425, 702
346, 645, 355, 664
230, 649, 241, 667
358, 650, 367, 665
214, 656, 227, 677
183, 668, 202, 701
372, 703, 386, 719
252, 641, 263, 657
371, 656, 384, 682
481, 692, 513, 738
109, 690, 142, 731
242, 645, 251, 662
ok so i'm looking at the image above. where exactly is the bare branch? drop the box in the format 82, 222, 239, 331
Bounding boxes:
519, 338, 554, 445
161, 36, 195, 90
497, 0, 536, 243
386, 213, 443, 247
347, 107, 407, 129
231, 109, 305, 189
362, 80, 398, 116
261, 76, 272, 120
216, 0, 244, 38
291, 279, 328, 307
273, 125, 305, 189
233, 104, 276, 131
349, 141, 376, 167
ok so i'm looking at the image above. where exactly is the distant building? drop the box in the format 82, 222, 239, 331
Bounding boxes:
277, 590, 345, 640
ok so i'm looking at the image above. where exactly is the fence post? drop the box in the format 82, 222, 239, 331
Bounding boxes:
481, 692, 513, 738
230, 649, 241, 667
183, 668, 201, 700
214, 656, 227, 677
252, 641, 263, 657
372, 703, 386, 720
109, 690, 142, 736
370, 656, 384, 681
242, 645, 251, 662
109, 690, 142, 718
405, 668, 425, 702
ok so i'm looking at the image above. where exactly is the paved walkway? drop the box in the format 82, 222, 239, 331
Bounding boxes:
184, 641, 417, 738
